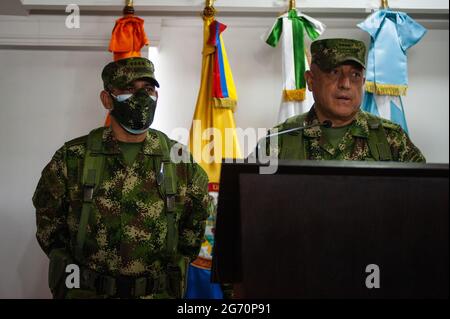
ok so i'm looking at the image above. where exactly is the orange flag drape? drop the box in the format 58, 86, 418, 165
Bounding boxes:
109, 16, 149, 62
104, 15, 150, 127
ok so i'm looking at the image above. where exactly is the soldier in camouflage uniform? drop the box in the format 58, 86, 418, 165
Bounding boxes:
260, 38, 425, 162
33, 57, 210, 299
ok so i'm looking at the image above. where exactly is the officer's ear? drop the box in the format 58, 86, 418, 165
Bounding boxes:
100, 90, 113, 110
305, 70, 314, 92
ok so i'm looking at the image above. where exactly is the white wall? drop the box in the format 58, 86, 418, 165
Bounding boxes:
0, 16, 448, 298
153, 17, 450, 161
0, 50, 111, 298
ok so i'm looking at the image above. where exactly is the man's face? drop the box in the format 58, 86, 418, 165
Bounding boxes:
100, 78, 158, 115
305, 63, 365, 125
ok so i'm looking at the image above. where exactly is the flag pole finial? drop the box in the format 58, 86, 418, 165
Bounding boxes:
289, 0, 296, 10
203, 0, 216, 19
381, 0, 389, 9
123, 0, 135, 15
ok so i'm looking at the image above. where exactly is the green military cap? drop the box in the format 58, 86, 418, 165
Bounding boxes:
102, 57, 160, 91
311, 38, 367, 71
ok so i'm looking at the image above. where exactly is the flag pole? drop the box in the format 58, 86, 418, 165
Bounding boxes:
289, 0, 296, 10
203, 0, 216, 19
123, 0, 134, 15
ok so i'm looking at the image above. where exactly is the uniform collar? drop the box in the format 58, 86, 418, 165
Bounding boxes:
303, 106, 370, 139
101, 126, 164, 156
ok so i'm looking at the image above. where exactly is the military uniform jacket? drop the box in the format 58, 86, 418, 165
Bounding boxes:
264, 108, 426, 162
33, 127, 210, 279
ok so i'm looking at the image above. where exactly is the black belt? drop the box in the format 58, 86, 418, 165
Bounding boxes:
80, 267, 167, 298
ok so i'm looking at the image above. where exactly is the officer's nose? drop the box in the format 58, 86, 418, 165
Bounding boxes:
337, 74, 351, 90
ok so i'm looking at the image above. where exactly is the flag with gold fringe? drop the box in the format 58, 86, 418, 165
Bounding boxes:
188, 14, 241, 186
359, 8, 427, 134
264, 8, 325, 123
186, 3, 241, 299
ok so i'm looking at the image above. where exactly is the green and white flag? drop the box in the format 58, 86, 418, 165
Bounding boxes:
265, 9, 325, 123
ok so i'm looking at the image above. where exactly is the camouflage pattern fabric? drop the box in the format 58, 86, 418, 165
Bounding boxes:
102, 57, 160, 91
265, 107, 426, 162
110, 88, 157, 131
33, 127, 210, 298
311, 38, 367, 71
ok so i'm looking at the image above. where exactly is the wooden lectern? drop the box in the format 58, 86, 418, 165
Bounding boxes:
212, 161, 449, 299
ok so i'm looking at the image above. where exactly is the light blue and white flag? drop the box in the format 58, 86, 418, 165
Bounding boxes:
363, 93, 410, 134
358, 8, 427, 134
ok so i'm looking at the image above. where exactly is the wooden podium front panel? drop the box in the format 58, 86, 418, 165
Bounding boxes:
238, 173, 448, 299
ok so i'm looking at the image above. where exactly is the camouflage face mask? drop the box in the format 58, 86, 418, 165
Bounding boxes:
110, 88, 157, 135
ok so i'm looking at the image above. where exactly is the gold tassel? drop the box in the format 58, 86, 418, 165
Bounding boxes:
283, 89, 306, 102
213, 98, 237, 111
365, 81, 408, 96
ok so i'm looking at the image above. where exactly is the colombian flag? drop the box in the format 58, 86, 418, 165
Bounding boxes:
186, 15, 241, 299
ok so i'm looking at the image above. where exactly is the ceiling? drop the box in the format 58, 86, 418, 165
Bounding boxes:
2, 0, 449, 17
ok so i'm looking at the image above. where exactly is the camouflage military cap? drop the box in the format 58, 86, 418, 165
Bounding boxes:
102, 57, 160, 91
311, 38, 367, 71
